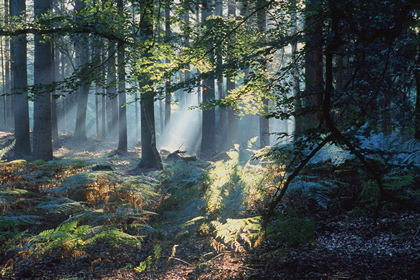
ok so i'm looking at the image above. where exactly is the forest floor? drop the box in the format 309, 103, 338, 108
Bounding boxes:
0, 132, 419, 279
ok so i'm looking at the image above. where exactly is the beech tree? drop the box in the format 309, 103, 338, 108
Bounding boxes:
33, 0, 53, 160
117, 0, 127, 152
201, 0, 216, 156
10, 0, 31, 157
137, 0, 162, 170
1, 0, 419, 172
73, 0, 92, 141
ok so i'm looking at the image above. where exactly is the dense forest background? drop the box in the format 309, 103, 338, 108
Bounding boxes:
0, 0, 420, 279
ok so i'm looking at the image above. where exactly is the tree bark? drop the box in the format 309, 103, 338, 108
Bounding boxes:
106, 43, 118, 137
138, 0, 162, 170
201, 0, 216, 155
164, 6, 171, 128
74, 0, 91, 141
227, 0, 237, 148
415, 45, 420, 140
257, 0, 270, 148
33, 0, 53, 160
2, 0, 13, 129
116, 0, 127, 152
11, 0, 31, 157
52, 40, 60, 148
295, 0, 323, 139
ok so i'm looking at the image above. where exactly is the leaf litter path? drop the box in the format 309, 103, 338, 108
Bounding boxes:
1, 132, 420, 279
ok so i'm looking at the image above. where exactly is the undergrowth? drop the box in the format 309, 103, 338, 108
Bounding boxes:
0, 158, 158, 278
2, 131, 418, 278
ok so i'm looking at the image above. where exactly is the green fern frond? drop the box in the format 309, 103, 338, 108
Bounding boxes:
205, 143, 266, 216
211, 216, 263, 251
86, 228, 141, 245
67, 207, 154, 228
0, 189, 42, 202
37, 197, 87, 216
66, 209, 105, 224
0, 214, 43, 230
0, 230, 27, 254
37, 220, 79, 238
288, 180, 333, 209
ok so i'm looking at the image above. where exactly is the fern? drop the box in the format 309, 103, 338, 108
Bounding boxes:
211, 216, 263, 252
36, 197, 87, 216
357, 132, 420, 166
86, 228, 141, 245
20, 220, 141, 259
24, 220, 87, 258
113, 176, 159, 208
52, 172, 119, 205
205, 139, 266, 217
398, 138, 420, 165
0, 214, 43, 227
0, 140, 15, 161
0, 230, 27, 255
287, 180, 334, 209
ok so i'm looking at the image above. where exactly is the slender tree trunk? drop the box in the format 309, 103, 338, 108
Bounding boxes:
201, 0, 216, 155
60, 47, 69, 133
74, 0, 91, 141
101, 94, 106, 137
96, 43, 106, 138
52, 41, 60, 148
415, 46, 420, 140
33, 0, 53, 160
164, 6, 171, 127
291, 0, 302, 141
215, 0, 227, 149
11, 0, 31, 156
0, 37, 4, 129
52, 97, 60, 147
106, 43, 118, 137
134, 92, 139, 142
117, 45, 127, 151
95, 92, 99, 137
3, 0, 13, 129
116, 0, 127, 152
227, 0, 237, 148
258, 0, 270, 148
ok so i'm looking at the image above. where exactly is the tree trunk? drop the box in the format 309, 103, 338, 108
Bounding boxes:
73, 0, 91, 141
291, 0, 302, 141
138, 0, 162, 170
215, 0, 227, 149
116, 0, 127, 152
33, 0, 53, 161
52, 41, 60, 148
134, 92, 139, 141
10, 0, 31, 157
106, 43, 118, 137
297, 0, 324, 138
164, 6, 171, 128
227, 0, 237, 148
101, 94, 106, 138
258, 0, 270, 148
415, 45, 420, 140
3, 0, 13, 129
201, 0, 216, 155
